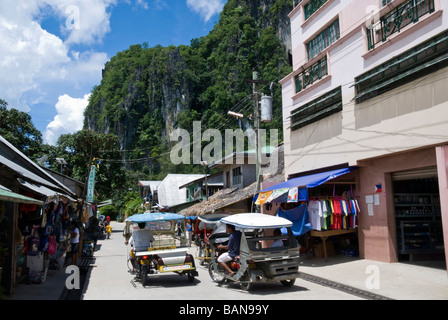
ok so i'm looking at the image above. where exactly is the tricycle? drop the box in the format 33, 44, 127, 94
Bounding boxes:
194, 214, 229, 265
208, 213, 300, 291
123, 212, 198, 287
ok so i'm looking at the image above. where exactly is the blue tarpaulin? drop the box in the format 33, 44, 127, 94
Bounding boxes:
276, 203, 312, 236
260, 167, 354, 193
256, 167, 355, 202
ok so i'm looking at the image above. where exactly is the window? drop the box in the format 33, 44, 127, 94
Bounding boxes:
306, 19, 340, 60
367, 0, 435, 50
295, 57, 328, 93
304, 0, 329, 20
382, 0, 393, 6
354, 31, 448, 103
291, 86, 342, 131
232, 167, 242, 185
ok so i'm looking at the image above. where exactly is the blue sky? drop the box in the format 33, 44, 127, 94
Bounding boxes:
0, 0, 224, 145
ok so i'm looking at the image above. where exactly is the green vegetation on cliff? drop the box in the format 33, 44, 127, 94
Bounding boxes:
84, 0, 293, 179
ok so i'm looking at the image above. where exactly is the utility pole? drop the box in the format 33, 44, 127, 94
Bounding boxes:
245, 70, 268, 199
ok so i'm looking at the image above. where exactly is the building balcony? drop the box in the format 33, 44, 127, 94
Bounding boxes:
294, 57, 328, 94
367, 0, 435, 50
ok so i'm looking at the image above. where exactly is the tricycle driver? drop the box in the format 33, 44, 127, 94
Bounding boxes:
217, 224, 241, 277
128, 222, 155, 271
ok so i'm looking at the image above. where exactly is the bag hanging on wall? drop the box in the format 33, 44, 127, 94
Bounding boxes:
47, 236, 56, 255
27, 225, 41, 256
27, 237, 40, 256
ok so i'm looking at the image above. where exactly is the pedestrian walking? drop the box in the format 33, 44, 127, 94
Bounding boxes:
106, 222, 112, 239
187, 219, 192, 248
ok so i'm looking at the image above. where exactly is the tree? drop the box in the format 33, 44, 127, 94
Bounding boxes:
0, 99, 43, 159
123, 192, 144, 218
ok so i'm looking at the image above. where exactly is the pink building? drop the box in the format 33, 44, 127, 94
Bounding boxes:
280, 0, 448, 269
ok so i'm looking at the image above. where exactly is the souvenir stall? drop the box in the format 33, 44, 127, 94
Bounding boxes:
0, 186, 44, 295
254, 167, 360, 260
18, 195, 79, 285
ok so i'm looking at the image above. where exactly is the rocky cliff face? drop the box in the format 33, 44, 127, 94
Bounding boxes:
84, 45, 192, 147
242, 0, 292, 52
83, 0, 293, 154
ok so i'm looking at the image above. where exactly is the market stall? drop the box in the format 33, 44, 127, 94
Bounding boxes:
0, 186, 44, 291
0, 190, 81, 297
254, 167, 360, 260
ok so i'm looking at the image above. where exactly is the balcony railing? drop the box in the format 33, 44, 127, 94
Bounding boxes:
304, 0, 329, 20
295, 57, 328, 93
367, 0, 435, 50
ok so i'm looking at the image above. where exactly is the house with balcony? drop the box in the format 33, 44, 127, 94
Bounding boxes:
281, 0, 448, 268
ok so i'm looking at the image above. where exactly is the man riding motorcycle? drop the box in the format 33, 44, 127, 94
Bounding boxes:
217, 224, 241, 277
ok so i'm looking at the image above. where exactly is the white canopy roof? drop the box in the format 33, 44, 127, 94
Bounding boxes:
220, 213, 292, 229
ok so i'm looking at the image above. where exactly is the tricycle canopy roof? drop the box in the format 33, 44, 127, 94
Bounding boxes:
220, 213, 292, 229
125, 212, 185, 223
197, 213, 229, 223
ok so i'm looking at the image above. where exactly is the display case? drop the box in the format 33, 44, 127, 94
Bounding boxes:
394, 193, 440, 218
397, 220, 444, 261
394, 193, 444, 261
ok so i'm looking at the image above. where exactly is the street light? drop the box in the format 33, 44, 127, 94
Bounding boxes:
56, 158, 67, 174
227, 111, 244, 119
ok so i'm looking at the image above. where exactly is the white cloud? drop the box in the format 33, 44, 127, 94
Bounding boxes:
52, 0, 116, 45
186, 0, 225, 22
0, 4, 70, 111
135, 0, 149, 10
44, 93, 91, 145
0, 0, 111, 142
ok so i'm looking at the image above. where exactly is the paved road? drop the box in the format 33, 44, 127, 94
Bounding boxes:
80, 221, 364, 300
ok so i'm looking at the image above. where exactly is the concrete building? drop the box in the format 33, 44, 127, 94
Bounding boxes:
156, 174, 205, 207
281, 0, 448, 268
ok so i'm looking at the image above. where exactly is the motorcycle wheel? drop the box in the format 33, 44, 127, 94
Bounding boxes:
238, 270, 253, 291
199, 247, 206, 266
208, 261, 226, 284
141, 265, 149, 287
280, 279, 295, 288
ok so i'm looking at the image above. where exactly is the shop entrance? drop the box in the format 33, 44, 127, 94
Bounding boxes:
392, 167, 445, 266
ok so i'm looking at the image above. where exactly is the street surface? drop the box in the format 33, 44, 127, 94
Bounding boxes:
79, 221, 364, 301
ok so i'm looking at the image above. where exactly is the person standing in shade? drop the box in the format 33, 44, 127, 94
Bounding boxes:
70, 221, 80, 265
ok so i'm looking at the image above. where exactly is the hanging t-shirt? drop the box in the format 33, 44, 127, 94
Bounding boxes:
326, 199, 334, 229
308, 200, 322, 231
332, 200, 342, 230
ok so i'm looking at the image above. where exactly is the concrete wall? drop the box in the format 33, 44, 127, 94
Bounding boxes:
436, 146, 448, 270
357, 148, 438, 262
